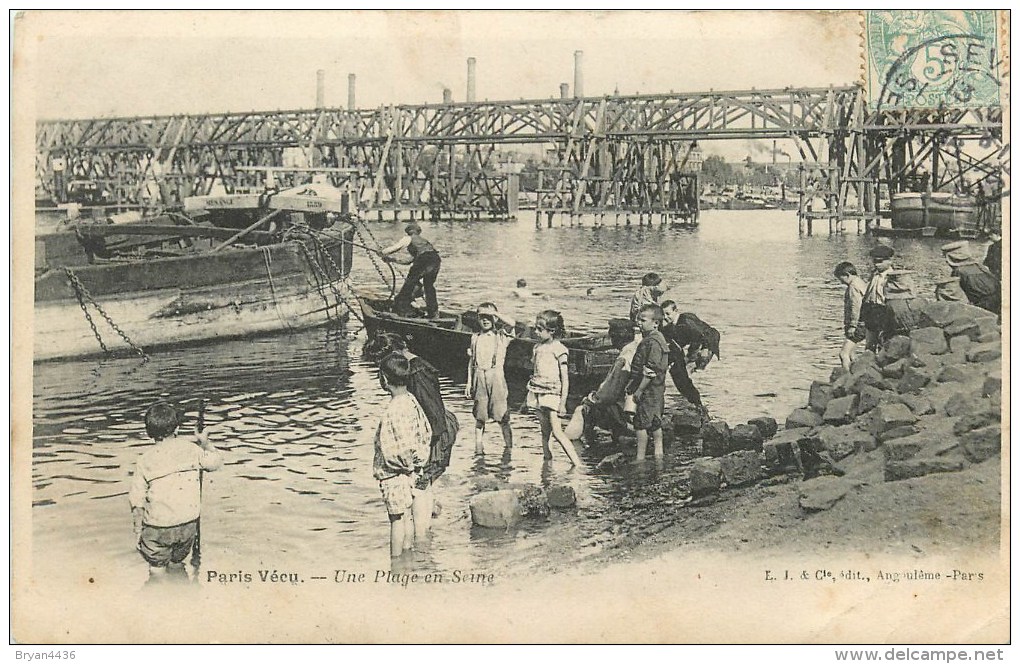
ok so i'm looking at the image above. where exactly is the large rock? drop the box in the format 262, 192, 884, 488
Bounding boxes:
944, 318, 979, 340
868, 403, 917, 435
719, 450, 762, 487
884, 436, 924, 461
829, 367, 847, 383
856, 385, 889, 415
689, 458, 722, 497
763, 430, 805, 473
881, 358, 910, 379
730, 424, 765, 452
897, 366, 932, 394
470, 490, 523, 529
937, 365, 969, 383
672, 406, 705, 435
966, 344, 1002, 363
747, 417, 778, 440
893, 394, 935, 416
885, 457, 966, 482
909, 327, 948, 355
982, 371, 1002, 398
878, 425, 921, 443
799, 476, 851, 512
700, 420, 731, 457
786, 408, 822, 430
807, 425, 877, 460
878, 336, 912, 366
809, 381, 834, 413
949, 335, 973, 355
512, 485, 550, 518
547, 485, 577, 508
952, 411, 999, 436
917, 300, 974, 329
849, 351, 879, 375
823, 395, 858, 424
960, 426, 1001, 463
942, 391, 987, 418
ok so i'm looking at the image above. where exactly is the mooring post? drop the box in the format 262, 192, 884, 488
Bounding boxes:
547, 211, 554, 228
625, 213, 632, 226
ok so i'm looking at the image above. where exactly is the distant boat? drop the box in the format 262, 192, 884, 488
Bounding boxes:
890, 192, 978, 237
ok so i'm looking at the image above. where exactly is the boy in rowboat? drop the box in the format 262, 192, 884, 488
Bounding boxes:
129, 401, 221, 581
381, 222, 442, 319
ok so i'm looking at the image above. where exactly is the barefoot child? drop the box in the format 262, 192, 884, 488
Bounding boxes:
365, 332, 459, 544
526, 310, 581, 465
373, 354, 432, 558
466, 302, 514, 454
129, 401, 222, 580
833, 261, 867, 372
626, 304, 670, 461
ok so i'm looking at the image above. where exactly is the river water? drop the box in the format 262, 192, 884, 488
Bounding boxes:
31, 210, 967, 588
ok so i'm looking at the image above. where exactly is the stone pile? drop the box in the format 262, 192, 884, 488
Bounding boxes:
687, 299, 1002, 513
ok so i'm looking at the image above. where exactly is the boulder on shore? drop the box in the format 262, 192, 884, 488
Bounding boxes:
470, 490, 523, 529
689, 458, 723, 497
720, 450, 762, 487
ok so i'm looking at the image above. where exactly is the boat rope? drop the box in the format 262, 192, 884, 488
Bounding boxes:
261, 247, 289, 326
63, 267, 148, 360
294, 234, 365, 326
353, 219, 403, 294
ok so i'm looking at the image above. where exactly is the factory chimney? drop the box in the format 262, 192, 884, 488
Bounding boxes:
443, 88, 453, 104
573, 50, 584, 98
316, 70, 325, 109
560, 83, 569, 99
347, 73, 356, 110
467, 57, 477, 102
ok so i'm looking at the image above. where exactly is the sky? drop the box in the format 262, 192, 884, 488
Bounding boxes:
15, 10, 864, 160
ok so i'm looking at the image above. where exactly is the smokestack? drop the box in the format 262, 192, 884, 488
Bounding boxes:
316, 70, 325, 109
467, 57, 477, 102
573, 50, 584, 98
443, 88, 452, 104
559, 83, 569, 99
348, 73, 356, 110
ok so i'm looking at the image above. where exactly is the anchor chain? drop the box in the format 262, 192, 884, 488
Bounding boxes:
353, 220, 402, 291
64, 267, 148, 359
295, 236, 365, 326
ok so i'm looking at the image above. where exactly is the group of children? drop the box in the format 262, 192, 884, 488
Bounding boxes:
128, 271, 700, 573
834, 239, 1002, 371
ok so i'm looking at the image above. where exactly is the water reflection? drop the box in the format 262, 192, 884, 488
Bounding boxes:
31, 211, 964, 587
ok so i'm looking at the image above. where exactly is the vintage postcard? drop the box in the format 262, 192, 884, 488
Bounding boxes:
11, 10, 1009, 645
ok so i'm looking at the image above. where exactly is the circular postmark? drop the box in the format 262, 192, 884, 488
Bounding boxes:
877, 32, 1001, 110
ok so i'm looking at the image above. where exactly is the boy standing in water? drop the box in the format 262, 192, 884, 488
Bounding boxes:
466, 302, 515, 454
129, 401, 222, 580
373, 354, 432, 558
833, 261, 867, 372
626, 304, 670, 461
629, 272, 668, 321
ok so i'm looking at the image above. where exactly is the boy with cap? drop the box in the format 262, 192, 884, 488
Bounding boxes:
861, 245, 895, 351
381, 222, 442, 318
466, 302, 515, 453
942, 241, 999, 314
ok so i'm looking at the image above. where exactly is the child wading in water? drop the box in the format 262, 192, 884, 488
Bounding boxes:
466, 302, 514, 454
626, 303, 670, 461
129, 400, 221, 581
373, 354, 432, 558
833, 261, 867, 372
526, 310, 581, 465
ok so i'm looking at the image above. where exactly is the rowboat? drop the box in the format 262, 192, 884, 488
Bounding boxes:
357, 297, 619, 393
34, 187, 357, 362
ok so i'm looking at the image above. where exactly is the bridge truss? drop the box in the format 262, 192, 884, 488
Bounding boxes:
35, 85, 1006, 226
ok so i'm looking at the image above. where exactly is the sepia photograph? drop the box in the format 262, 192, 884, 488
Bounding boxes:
10, 9, 1010, 646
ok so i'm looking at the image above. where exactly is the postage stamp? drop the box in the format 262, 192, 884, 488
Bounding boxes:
866, 10, 1002, 109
